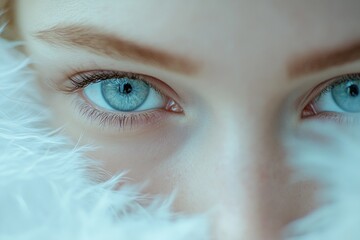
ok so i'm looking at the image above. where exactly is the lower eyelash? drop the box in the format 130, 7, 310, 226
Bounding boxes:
307, 112, 360, 125
73, 98, 166, 131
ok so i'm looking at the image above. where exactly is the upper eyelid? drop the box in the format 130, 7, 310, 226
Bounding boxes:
67, 71, 147, 90
64, 69, 183, 105
314, 73, 360, 97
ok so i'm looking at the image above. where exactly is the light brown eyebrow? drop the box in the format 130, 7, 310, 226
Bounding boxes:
288, 40, 360, 79
34, 25, 200, 75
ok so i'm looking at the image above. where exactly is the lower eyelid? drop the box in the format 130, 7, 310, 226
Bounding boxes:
71, 97, 171, 132
304, 111, 360, 125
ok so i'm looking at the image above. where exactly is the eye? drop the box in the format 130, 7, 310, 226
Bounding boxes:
66, 70, 183, 130
301, 73, 360, 122
84, 76, 164, 112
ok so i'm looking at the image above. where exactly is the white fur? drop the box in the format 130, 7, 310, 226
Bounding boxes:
0, 36, 209, 240
283, 121, 360, 240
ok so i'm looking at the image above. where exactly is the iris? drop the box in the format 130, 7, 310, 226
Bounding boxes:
101, 77, 150, 111
332, 79, 360, 112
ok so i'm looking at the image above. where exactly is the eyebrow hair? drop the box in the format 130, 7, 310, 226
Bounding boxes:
288, 40, 360, 79
34, 25, 200, 75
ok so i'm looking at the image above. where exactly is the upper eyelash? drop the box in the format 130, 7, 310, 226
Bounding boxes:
68, 70, 147, 91
313, 73, 360, 102
56, 69, 184, 130
62, 69, 182, 107
66, 70, 172, 130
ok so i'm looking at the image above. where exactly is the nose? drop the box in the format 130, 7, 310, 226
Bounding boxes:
213, 113, 283, 239
180, 108, 313, 240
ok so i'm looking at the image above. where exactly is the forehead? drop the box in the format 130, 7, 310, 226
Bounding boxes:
15, 0, 360, 78
16, 0, 360, 38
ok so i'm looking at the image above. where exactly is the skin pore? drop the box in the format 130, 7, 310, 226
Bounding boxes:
6, 0, 360, 239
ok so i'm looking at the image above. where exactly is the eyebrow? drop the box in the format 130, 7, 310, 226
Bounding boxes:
288, 40, 360, 79
34, 25, 200, 75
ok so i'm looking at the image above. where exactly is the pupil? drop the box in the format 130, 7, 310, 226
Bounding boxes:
120, 83, 133, 94
347, 84, 359, 97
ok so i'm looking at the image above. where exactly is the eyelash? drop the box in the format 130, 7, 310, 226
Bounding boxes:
66, 70, 161, 93
64, 70, 180, 131
76, 99, 166, 130
312, 74, 360, 102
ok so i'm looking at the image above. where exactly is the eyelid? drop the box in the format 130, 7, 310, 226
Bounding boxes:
64, 69, 183, 106
73, 97, 170, 132
61, 69, 185, 132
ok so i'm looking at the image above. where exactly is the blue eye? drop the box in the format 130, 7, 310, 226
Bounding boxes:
331, 80, 360, 112
309, 74, 360, 115
101, 78, 150, 111
83, 76, 166, 112
67, 70, 184, 130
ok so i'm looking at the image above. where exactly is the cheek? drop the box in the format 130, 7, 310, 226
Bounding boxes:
85, 126, 192, 182
41, 91, 192, 185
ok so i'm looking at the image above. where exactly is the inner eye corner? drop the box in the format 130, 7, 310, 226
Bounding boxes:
295, 82, 327, 120
300, 102, 317, 119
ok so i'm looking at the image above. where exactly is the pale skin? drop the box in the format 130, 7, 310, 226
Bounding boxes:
4, 0, 360, 239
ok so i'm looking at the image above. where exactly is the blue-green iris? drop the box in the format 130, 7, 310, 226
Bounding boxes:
332, 80, 360, 112
101, 77, 150, 111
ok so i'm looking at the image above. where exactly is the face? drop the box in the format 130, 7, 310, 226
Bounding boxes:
9, 0, 360, 239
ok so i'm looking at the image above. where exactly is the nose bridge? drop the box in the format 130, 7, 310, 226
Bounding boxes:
203, 106, 290, 239
208, 105, 268, 183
